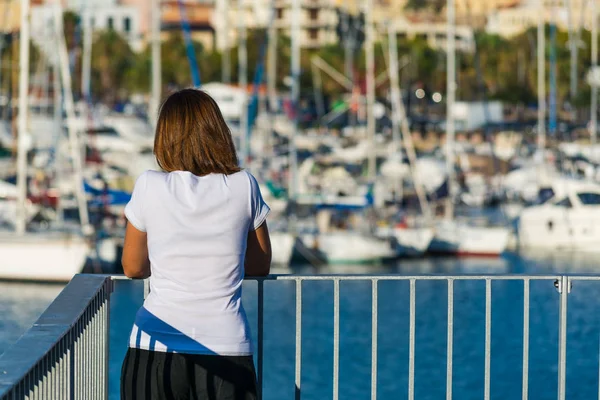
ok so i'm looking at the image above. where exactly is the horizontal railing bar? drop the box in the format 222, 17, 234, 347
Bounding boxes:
260, 275, 559, 281
565, 276, 600, 281
114, 274, 564, 282
247, 275, 560, 281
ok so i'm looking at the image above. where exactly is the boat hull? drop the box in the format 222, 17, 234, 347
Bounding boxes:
518, 206, 600, 251
428, 222, 510, 256
301, 233, 396, 264
393, 227, 435, 256
0, 233, 90, 282
270, 232, 295, 265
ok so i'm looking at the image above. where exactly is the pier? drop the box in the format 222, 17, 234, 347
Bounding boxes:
0, 273, 593, 399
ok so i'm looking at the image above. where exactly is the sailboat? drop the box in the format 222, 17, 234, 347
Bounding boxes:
427, 0, 509, 257
0, 1, 90, 282
378, 21, 435, 257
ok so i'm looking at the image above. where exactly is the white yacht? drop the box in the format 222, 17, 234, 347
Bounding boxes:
517, 179, 600, 251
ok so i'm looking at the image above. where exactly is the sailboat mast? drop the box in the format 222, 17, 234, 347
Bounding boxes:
54, 4, 91, 233
537, 0, 546, 151
81, 7, 92, 103
566, 0, 578, 100
549, 8, 558, 137
266, 0, 277, 157
388, 24, 432, 223
221, 0, 231, 83
591, 0, 598, 145
365, 0, 376, 182
15, 0, 30, 236
150, 0, 161, 126
53, 63, 64, 225
445, 0, 456, 220
238, 0, 248, 165
267, 0, 277, 112
288, 0, 300, 201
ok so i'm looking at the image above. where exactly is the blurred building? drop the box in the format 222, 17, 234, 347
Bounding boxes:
390, 15, 475, 52
30, 0, 143, 51
161, 0, 215, 51
0, 0, 22, 35
454, 0, 522, 27
487, 0, 599, 37
213, 0, 338, 50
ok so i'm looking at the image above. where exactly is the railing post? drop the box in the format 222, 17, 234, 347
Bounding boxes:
371, 279, 378, 400
556, 276, 570, 400
446, 279, 454, 400
484, 279, 492, 400
257, 279, 264, 400
522, 279, 530, 400
295, 279, 302, 400
104, 279, 113, 400
333, 279, 340, 400
408, 279, 416, 400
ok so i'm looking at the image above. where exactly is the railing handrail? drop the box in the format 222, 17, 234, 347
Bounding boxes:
0, 274, 113, 398
115, 272, 572, 281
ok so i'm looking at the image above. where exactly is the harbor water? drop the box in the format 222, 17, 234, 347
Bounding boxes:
3, 253, 600, 399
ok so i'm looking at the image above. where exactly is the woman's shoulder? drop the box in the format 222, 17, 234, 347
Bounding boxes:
136, 169, 167, 182
226, 169, 253, 182
228, 170, 262, 190
131, 170, 171, 191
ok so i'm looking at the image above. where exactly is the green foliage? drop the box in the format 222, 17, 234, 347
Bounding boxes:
90, 29, 136, 102
63, 11, 80, 50
404, 0, 446, 13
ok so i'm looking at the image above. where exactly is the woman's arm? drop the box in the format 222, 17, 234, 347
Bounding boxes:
245, 222, 272, 277
121, 221, 151, 279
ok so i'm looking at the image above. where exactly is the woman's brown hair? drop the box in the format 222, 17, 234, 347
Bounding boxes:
153, 89, 241, 176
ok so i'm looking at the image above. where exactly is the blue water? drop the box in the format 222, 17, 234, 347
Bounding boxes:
4, 253, 600, 399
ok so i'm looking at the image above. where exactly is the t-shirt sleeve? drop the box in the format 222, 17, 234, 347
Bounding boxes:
124, 172, 148, 232
248, 173, 270, 231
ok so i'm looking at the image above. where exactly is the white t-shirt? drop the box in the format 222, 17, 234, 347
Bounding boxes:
124, 169, 270, 356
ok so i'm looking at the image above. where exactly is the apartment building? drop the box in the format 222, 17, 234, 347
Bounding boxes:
391, 15, 475, 52
30, 0, 143, 51
487, 0, 598, 37
161, 0, 215, 50
214, 0, 338, 49
454, 0, 522, 27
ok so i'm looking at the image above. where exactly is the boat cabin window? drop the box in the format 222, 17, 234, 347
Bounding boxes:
577, 192, 600, 205
554, 197, 572, 208
87, 128, 120, 137
538, 187, 555, 204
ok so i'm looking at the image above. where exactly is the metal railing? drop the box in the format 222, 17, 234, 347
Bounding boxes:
0, 273, 588, 400
256, 275, 569, 400
0, 275, 112, 400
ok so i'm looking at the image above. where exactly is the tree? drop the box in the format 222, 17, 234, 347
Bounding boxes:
404, 0, 446, 13
90, 30, 136, 103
